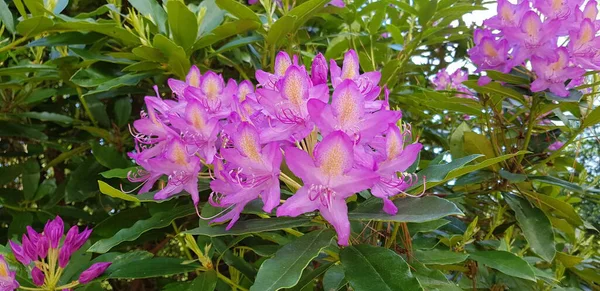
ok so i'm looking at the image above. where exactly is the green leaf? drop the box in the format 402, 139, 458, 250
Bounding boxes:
463, 80, 526, 104
129, 0, 168, 34
416, 0, 437, 26
341, 244, 423, 291
100, 167, 138, 179
289, 262, 334, 291
52, 21, 141, 45
504, 194, 556, 262
88, 205, 196, 253
323, 264, 346, 291
250, 229, 335, 291
267, 0, 329, 46
16, 16, 54, 36
132, 46, 167, 62
407, 219, 449, 234
468, 251, 536, 281
529, 175, 585, 193
0, 64, 57, 75
65, 158, 104, 202
167, 1, 198, 50
215, 35, 263, 53
108, 257, 200, 279
186, 217, 319, 237
194, 19, 261, 50
83, 72, 158, 97
413, 250, 468, 265
8, 211, 33, 238
189, 270, 218, 291
27, 32, 103, 47
0, 164, 23, 185
582, 106, 600, 128
17, 111, 73, 124
91, 143, 129, 169
114, 97, 132, 127
411, 262, 462, 291
98, 181, 140, 203
531, 192, 583, 226
216, 0, 261, 23
368, 7, 385, 34
544, 90, 583, 103
486, 70, 529, 84
153, 34, 190, 78
23, 159, 40, 200
0, 0, 15, 34
198, 0, 225, 36
499, 169, 527, 182
449, 122, 470, 158
0, 121, 47, 141
349, 196, 463, 223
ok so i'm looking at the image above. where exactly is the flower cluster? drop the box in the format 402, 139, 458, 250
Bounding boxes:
469, 0, 599, 97
129, 50, 422, 245
8, 216, 111, 290
431, 68, 472, 97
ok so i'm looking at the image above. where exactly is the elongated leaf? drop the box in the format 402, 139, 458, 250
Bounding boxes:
250, 229, 335, 291
531, 192, 583, 226
349, 196, 463, 223
88, 205, 196, 253
528, 175, 584, 193
0, 0, 15, 34
100, 167, 138, 179
463, 80, 526, 104
167, 1, 198, 50
323, 264, 346, 291
504, 194, 555, 262
186, 217, 319, 237
52, 21, 140, 45
27, 32, 103, 47
98, 181, 140, 203
16, 16, 54, 36
189, 270, 218, 291
341, 244, 423, 291
414, 250, 468, 265
194, 19, 261, 50
215, 35, 263, 53
16, 111, 73, 124
216, 0, 261, 23
468, 251, 536, 281
267, 0, 329, 46
153, 34, 190, 78
486, 70, 529, 84
289, 262, 334, 291
0, 64, 56, 75
108, 257, 200, 279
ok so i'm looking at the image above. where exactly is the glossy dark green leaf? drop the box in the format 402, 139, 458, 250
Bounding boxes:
22, 159, 40, 200
289, 262, 334, 291
91, 143, 130, 169
65, 158, 104, 202
323, 264, 346, 291
486, 70, 529, 84
215, 35, 263, 53
267, 0, 329, 46
504, 194, 556, 262
341, 244, 423, 291
0, 164, 23, 185
528, 175, 584, 194
129, 0, 168, 34
414, 250, 468, 265
186, 217, 319, 237
250, 229, 335, 291
8, 211, 33, 238
349, 196, 463, 223
468, 251, 536, 281
0, 121, 47, 140
88, 205, 196, 253
0, 64, 56, 75
167, 1, 198, 50
463, 80, 525, 104
16, 16, 54, 36
189, 270, 218, 291
52, 21, 141, 45
17, 111, 73, 124
108, 257, 200, 279
114, 97, 132, 127
83, 72, 158, 96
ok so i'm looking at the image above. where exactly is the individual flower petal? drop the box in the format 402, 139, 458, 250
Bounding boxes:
31, 266, 45, 286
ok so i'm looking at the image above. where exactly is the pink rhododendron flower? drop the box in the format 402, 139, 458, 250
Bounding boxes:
128, 50, 422, 245
0, 255, 19, 291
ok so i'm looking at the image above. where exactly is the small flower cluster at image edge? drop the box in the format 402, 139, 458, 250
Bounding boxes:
434, 0, 600, 98
127, 50, 422, 246
2, 216, 111, 291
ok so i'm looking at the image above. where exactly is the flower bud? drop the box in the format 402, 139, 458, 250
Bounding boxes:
9, 241, 30, 265
311, 53, 328, 85
44, 216, 64, 249
78, 262, 111, 284
31, 266, 45, 286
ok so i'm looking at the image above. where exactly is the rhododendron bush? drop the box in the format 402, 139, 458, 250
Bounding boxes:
0, 0, 599, 290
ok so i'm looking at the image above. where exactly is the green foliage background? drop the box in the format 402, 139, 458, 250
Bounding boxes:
0, 0, 599, 290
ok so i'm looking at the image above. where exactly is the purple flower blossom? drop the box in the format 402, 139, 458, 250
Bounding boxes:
548, 141, 565, 151
9, 216, 108, 289
277, 132, 379, 245
0, 255, 19, 291
79, 262, 111, 284
531, 48, 585, 96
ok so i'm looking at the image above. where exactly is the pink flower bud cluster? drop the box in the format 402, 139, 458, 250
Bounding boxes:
9, 216, 111, 290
